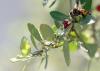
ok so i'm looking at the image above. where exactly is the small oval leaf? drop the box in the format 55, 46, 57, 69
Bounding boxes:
28, 23, 42, 42
69, 40, 78, 52
20, 37, 31, 56
63, 40, 70, 66
40, 24, 55, 41
50, 11, 69, 21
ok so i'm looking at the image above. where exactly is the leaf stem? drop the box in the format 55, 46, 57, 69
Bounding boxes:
92, 17, 99, 46
32, 50, 43, 56
87, 59, 92, 71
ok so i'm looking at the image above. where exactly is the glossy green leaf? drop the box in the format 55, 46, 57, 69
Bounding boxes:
28, 23, 42, 42
69, 41, 78, 52
63, 40, 70, 66
40, 24, 55, 41
50, 11, 69, 21
85, 44, 97, 58
20, 37, 31, 56
80, 0, 92, 11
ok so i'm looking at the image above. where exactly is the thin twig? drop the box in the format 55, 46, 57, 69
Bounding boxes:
32, 50, 43, 56
87, 59, 92, 71
70, 0, 73, 10
92, 17, 100, 47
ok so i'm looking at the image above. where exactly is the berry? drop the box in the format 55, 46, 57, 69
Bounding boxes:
96, 5, 100, 12
63, 20, 70, 29
73, 9, 81, 16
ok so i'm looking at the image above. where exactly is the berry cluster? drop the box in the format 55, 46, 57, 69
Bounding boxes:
62, 8, 91, 29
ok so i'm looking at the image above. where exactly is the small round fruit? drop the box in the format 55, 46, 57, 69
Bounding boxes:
96, 5, 100, 12
63, 20, 70, 29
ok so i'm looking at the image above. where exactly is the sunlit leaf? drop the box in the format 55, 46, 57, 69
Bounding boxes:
69, 41, 78, 52
20, 37, 31, 57
69, 31, 77, 37
40, 24, 55, 41
63, 40, 70, 66
80, 33, 90, 43
80, 0, 92, 11
85, 43, 97, 58
28, 23, 42, 42
58, 41, 64, 47
74, 24, 90, 44
51, 24, 57, 33
50, 11, 69, 21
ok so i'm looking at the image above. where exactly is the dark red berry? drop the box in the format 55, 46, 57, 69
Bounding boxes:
63, 20, 70, 29
73, 9, 81, 16
96, 5, 100, 12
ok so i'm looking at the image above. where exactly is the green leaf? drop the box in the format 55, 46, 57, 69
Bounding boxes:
69, 41, 78, 52
20, 37, 31, 57
80, 15, 95, 25
85, 44, 97, 58
63, 40, 70, 66
30, 35, 38, 49
27, 23, 42, 42
80, 0, 92, 11
69, 31, 77, 37
51, 24, 57, 33
40, 24, 55, 41
50, 11, 69, 21
80, 33, 90, 43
